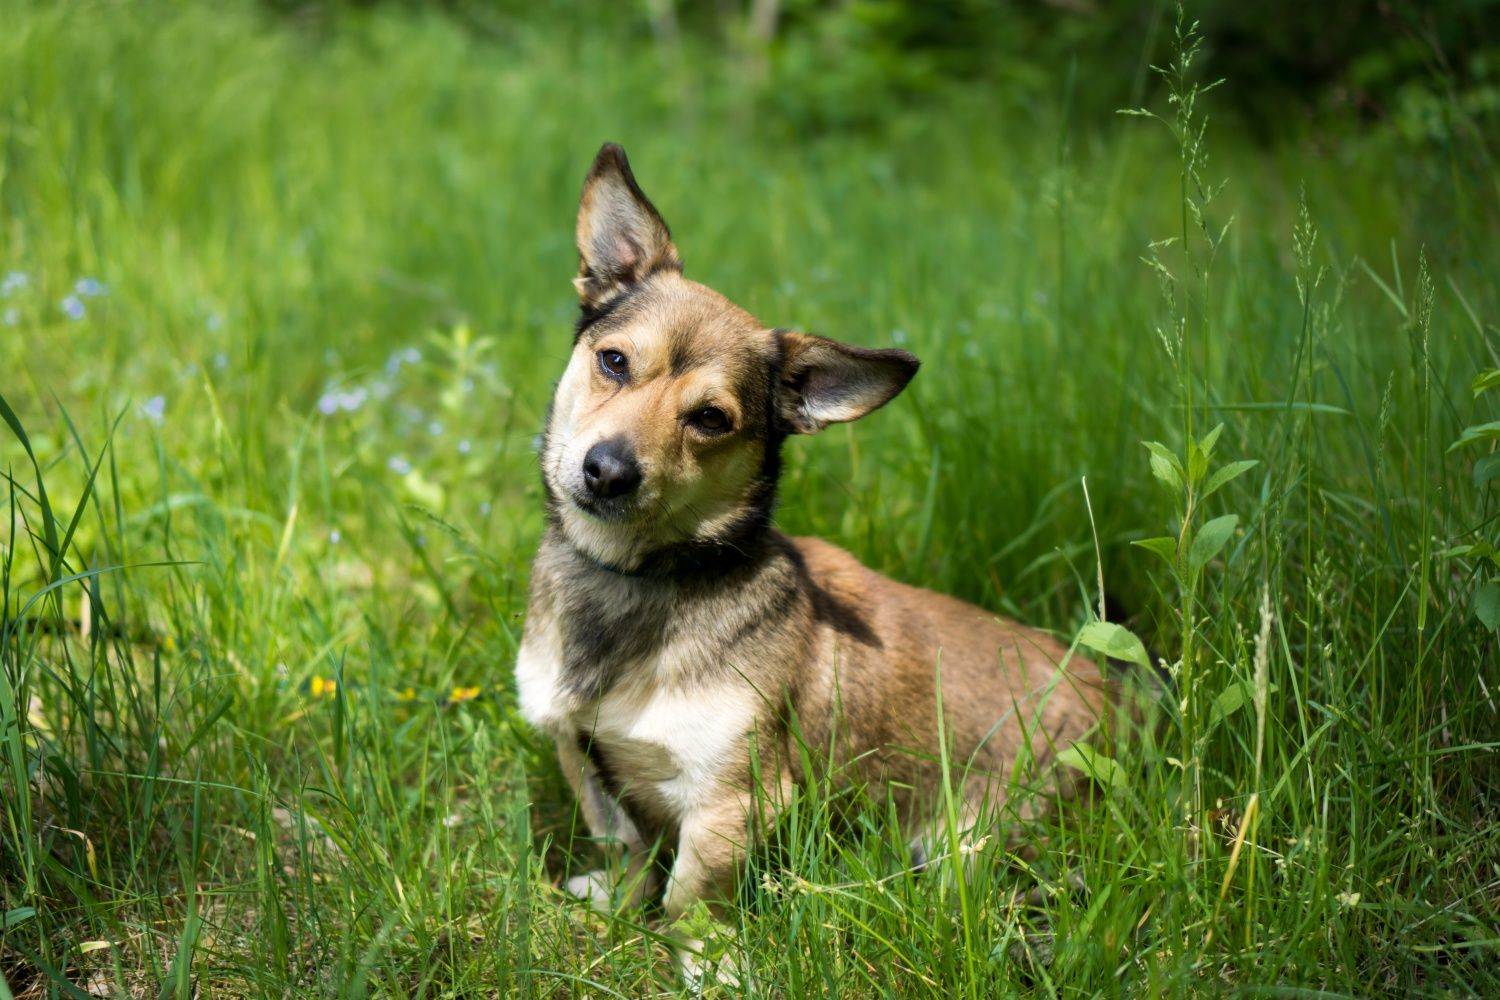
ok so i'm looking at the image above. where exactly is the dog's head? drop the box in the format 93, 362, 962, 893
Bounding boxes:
541, 143, 920, 571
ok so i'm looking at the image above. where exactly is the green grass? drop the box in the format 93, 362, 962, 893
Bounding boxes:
3, 3, 1498, 996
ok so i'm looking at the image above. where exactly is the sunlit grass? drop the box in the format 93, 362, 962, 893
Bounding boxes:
3, 2, 1498, 996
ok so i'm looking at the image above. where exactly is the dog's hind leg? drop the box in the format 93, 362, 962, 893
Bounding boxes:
556, 736, 661, 910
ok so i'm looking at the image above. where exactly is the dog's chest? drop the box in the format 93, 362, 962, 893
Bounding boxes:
586, 680, 754, 815
516, 607, 755, 817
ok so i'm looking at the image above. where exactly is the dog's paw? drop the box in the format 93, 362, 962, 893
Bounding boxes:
677, 940, 745, 993
564, 869, 616, 908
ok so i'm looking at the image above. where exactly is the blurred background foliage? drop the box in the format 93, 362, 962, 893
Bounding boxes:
263, 0, 1500, 142
4, 1, 1500, 994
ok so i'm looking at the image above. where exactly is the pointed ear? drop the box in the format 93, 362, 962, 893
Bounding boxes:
778, 331, 920, 434
574, 143, 681, 309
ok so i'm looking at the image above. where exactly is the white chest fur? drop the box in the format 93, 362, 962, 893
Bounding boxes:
516, 627, 758, 820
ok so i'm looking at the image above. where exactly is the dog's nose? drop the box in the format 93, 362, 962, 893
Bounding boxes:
582, 440, 642, 500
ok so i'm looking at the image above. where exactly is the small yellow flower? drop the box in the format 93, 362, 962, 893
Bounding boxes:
309, 676, 337, 698
448, 686, 480, 704
396, 687, 418, 702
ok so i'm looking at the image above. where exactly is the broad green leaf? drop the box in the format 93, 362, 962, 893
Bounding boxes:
1, 907, 36, 930
1188, 440, 1208, 485
1448, 420, 1500, 453
1439, 543, 1483, 560
1472, 369, 1500, 398
1188, 514, 1239, 574
1201, 459, 1259, 501
1199, 422, 1225, 460
1475, 453, 1500, 489
1476, 581, 1500, 630
1078, 621, 1152, 669
1132, 536, 1178, 568
1056, 743, 1128, 790
1208, 680, 1279, 729
1143, 441, 1184, 491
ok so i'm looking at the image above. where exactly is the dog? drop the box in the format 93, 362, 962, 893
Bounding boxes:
516, 143, 1112, 979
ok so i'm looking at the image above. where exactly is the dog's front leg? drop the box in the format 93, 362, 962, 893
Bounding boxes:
662, 794, 754, 987
556, 736, 660, 910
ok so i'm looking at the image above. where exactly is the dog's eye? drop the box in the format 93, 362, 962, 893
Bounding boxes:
597, 350, 629, 379
690, 407, 730, 434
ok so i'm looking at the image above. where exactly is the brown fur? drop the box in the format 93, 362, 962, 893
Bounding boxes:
515, 143, 1111, 977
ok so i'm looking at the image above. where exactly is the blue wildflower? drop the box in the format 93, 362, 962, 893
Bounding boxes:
457, 439, 472, 455
74, 277, 107, 297
61, 295, 85, 320
141, 395, 166, 423
388, 456, 412, 475
0, 272, 28, 296
2, 308, 17, 326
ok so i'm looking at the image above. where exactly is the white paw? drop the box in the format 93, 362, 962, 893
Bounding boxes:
564, 869, 615, 907
677, 941, 745, 992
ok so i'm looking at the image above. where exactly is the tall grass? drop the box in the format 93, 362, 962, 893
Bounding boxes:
2, 2, 1497, 996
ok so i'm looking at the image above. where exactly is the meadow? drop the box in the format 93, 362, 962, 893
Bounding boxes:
3, 2, 1498, 996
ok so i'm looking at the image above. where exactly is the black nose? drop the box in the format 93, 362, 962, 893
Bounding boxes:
582, 440, 642, 500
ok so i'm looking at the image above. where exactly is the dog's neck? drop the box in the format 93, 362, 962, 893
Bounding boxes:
543, 515, 776, 586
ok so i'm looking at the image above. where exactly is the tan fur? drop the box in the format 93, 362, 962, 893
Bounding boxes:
517, 143, 1111, 980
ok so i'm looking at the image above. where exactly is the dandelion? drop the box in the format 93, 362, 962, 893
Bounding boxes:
457, 439, 472, 455
60, 295, 85, 320
140, 395, 166, 424
388, 456, 412, 475
0, 271, 28, 296
447, 685, 481, 705
2, 308, 17, 326
74, 277, 107, 297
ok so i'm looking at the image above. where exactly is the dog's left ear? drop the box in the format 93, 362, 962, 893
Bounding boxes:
778, 332, 920, 434
574, 143, 681, 309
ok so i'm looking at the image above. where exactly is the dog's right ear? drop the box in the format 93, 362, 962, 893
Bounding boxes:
574, 143, 681, 310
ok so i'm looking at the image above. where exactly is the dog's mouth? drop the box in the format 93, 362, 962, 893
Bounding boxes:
567, 489, 644, 523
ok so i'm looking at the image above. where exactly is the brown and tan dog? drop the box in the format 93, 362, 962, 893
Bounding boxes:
516, 143, 1110, 978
